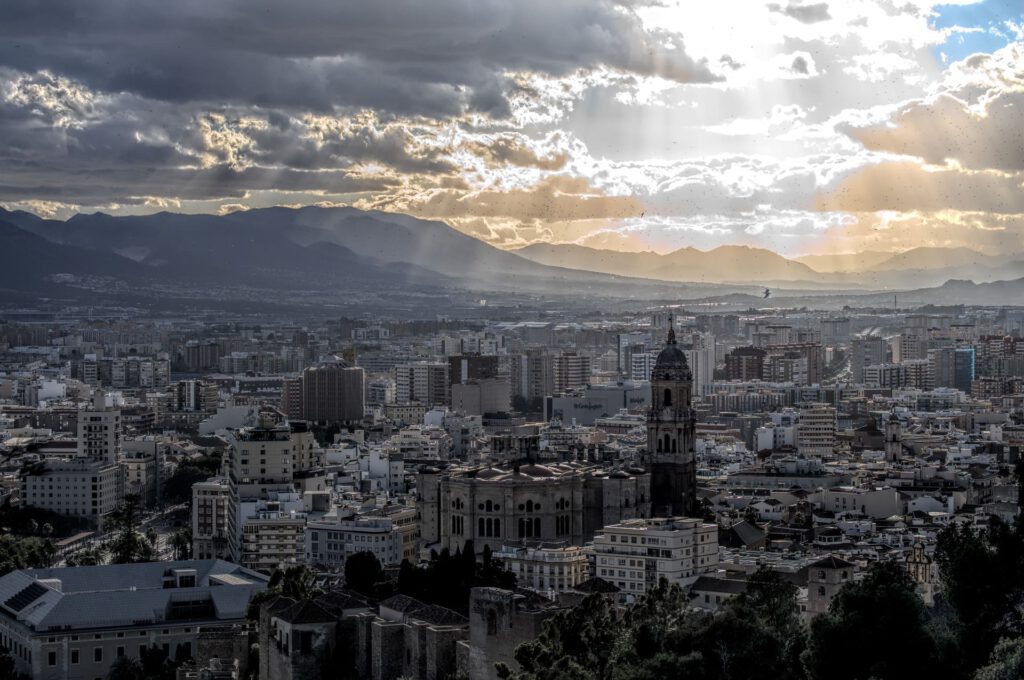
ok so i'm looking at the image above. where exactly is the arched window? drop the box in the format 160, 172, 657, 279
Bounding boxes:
485, 500, 493, 512
663, 433, 671, 453
486, 518, 493, 537
663, 388, 672, 406
494, 518, 501, 537
534, 517, 541, 536
478, 517, 485, 537
519, 518, 526, 538
487, 610, 498, 636
526, 500, 534, 512
671, 438, 677, 453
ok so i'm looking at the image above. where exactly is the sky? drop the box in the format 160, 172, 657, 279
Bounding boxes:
0, 0, 1022, 257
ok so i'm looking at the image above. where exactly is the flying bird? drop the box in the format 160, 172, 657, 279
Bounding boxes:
763, 288, 771, 299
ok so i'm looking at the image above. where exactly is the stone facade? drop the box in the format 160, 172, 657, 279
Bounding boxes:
417, 462, 650, 552
463, 588, 560, 680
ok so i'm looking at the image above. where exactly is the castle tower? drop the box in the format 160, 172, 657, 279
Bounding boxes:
646, 317, 698, 517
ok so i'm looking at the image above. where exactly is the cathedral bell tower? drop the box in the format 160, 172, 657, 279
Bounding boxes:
646, 317, 698, 517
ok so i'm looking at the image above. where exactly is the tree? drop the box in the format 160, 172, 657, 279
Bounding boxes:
246, 565, 320, 620
935, 513, 1024, 673
105, 494, 155, 564
169, 527, 192, 560
974, 637, 1024, 680
0, 535, 57, 576
804, 561, 938, 680
0, 645, 31, 680
345, 551, 384, 598
106, 656, 144, 680
498, 593, 622, 680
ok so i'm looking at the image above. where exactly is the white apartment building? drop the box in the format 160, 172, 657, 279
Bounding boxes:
305, 506, 417, 568
494, 544, 589, 595
20, 459, 123, 522
592, 517, 719, 595
395, 362, 449, 407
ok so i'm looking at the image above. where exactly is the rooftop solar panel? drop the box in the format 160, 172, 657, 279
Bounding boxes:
4, 582, 48, 612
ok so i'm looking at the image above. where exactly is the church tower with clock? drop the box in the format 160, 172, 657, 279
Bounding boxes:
646, 317, 698, 517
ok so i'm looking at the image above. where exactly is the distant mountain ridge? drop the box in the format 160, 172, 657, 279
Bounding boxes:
2, 206, 1023, 310
513, 242, 822, 283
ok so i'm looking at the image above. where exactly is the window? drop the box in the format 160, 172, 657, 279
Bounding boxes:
71, 649, 79, 664
487, 609, 498, 635
95, 648, 103, 663
48, 651, 57, 666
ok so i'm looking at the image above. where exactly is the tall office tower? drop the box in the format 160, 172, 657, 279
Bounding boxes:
725, 346, 766, 381
301, 359, 365, 424
509, 349, 554, 402
395, 361, 450, 406
77, 388, 121, 464
929, 347, 976, 393
280, 376, 303, 420
553, 352, 592, 393
448, 354, 500, 388
851, 335, 889, 382
647, 323, 698, 518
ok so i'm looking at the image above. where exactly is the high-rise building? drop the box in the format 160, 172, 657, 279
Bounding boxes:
280, 375, 303, 420
646, 322, 698, 517
929, 347, 976, 393
553, 352, 591, 393
172, 379, 219, 412
851, 336, 889, 382
395, 361, 450, 406
509, 349, 554, 402
192, 476, 239, 561
77, 388, 121, 464
796, 404, 836, 457
725, 346, 766, 381
301, 359, 365, 423
448, 354, 499, 387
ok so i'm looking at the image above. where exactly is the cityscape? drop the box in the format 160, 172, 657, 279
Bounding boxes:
2, 2, 1024, 680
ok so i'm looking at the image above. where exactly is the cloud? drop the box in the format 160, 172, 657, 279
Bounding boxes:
817, 161, 1024, 213
0, 0, 716, 119
847, 90, 1024, 171
767, 2, 831, 24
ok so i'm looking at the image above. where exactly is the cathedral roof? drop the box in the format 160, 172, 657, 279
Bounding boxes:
652, 320, 692, 382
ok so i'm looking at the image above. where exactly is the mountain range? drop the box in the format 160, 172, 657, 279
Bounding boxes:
513, 242, 1024, 289
2, 206, 1023, 311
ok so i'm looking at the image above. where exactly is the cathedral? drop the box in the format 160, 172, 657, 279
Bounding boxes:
646, 319, 698, 517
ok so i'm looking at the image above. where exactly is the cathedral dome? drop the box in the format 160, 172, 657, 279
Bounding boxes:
652, 324, 692, 382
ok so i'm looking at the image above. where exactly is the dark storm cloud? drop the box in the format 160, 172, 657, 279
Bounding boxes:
0, 0, 717, 117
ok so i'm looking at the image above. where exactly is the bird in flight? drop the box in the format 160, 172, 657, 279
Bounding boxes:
763, 288, 771, 299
